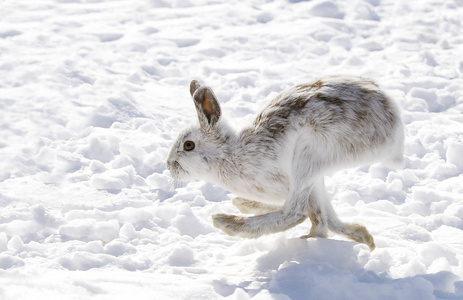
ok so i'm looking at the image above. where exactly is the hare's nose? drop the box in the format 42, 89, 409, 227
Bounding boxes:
166, 158, 179, 171
166, 159, 174, 170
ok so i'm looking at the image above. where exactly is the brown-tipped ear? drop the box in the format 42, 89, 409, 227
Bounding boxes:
190, 80, 201, 97
193, 86, 221, 128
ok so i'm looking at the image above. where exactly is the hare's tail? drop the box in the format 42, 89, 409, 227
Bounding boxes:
383, 121, 405, 169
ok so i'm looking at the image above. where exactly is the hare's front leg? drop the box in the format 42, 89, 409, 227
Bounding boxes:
212, 145, 319, 238
300, 178, 329, 239
213, 185, 320, 237
212, 191, 309, 238
232, 197, 281, 215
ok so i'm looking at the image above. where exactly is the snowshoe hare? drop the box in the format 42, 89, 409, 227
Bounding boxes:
166, 76, 404, 251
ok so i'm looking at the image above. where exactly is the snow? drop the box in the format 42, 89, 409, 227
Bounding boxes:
0, 0, 463, 299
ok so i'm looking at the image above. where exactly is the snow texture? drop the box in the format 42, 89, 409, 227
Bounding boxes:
1, 0, 463, 299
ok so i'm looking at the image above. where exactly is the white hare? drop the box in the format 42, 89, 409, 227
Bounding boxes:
166, 76, 404, 251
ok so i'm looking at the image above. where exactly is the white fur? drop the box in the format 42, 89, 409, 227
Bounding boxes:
166, 76, 404, 251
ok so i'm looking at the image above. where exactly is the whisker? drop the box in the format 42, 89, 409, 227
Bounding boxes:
165, 173, 184, 191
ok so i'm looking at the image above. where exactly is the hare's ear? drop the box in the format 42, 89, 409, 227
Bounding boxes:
192, 85, 221, 128
190, 80, 201, 96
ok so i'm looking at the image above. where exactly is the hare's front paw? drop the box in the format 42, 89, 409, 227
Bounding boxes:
212, 213, 246, 236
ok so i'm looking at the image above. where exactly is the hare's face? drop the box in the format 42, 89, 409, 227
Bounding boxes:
166, 126, 222, 181
167, 80, 226, 181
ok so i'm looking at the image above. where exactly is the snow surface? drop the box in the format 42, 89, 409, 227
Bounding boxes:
1, 0, 463, 299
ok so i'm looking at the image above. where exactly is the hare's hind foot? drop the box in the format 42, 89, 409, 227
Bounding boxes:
300, 222, 375, 251
342, 223, 376, 251
232, 197, 281, 215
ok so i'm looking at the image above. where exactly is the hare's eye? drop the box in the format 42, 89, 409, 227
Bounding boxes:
183, 141, 195, 151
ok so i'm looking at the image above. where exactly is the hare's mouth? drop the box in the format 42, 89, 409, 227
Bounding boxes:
168, 161, 188, 179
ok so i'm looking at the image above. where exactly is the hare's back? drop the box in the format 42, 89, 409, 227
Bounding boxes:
255, 76, 399, 138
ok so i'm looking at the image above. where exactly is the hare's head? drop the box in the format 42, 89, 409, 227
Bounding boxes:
166, 81, 230, 181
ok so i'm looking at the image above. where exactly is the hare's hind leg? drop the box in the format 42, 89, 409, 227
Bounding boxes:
321, 182, 375, 251
327, 210, 375, 251
300, 178, 375, 251
232, 197, 281, 215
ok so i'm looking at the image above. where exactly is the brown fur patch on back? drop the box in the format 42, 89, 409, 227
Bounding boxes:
252, 79, 327, 139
